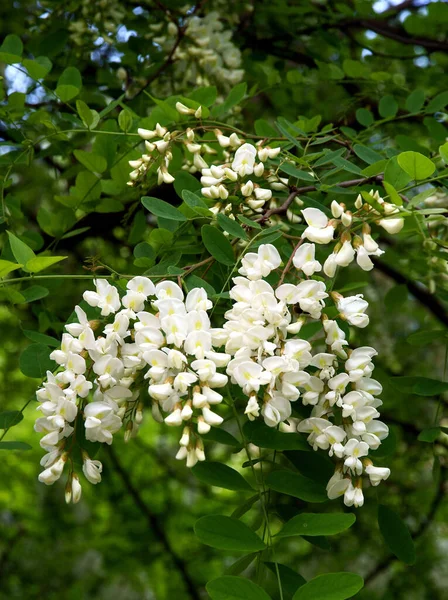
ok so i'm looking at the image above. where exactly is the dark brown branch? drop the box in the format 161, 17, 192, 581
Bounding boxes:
106, 445, 200, 600
365, 465, 447, 586
374, 259, 448, 328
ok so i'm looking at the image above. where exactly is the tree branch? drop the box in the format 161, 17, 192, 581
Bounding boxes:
106, 445, 200, 600
364, 465, 447, 586
374, 259, 448, 328
258, 175, 384, 223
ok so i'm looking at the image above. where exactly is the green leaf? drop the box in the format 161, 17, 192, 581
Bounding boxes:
58, 66, 82, 89
439, 142, 448, 164
217, 213, 248, 240
397, 151, 436, 180
185, 275, 217, 299
277, 513, 356, 538
201, 225, 235, 266
25, 255, 67, 273
332, 157, 363, 175
0, 441, 32, 451
118, 108, 133, 132
292, 572, 364, 600
353, 145, 383, 165
23, 57, 52, 79
391, 376, 448, 396
378, 505, 415, 565
141, 197, 187, 221
224, 553, 258, 576
382, 181, 402, 206
192, 462, 253, 491
189, 86, 217, 107
206, 576, 271, 600
237, 215, 262, 230
356, 108, 374, 127
279, 163, 315, 182
418, 427, 441, 443
0, 259, 23, 278
265, 470, 327, 503
7, 231, 36, 266
407, 329, 447, 346
379, 95, 398, 118
173, 171, 201, 198
19, 343, 54, 378
22, 330, 59, 347
0, 410, 24, 429
73, 150, 107, 173
0, 34, 23, 55
194, 515, 266, 552
255, 119, 278, 138
265, 563, 306, 598
284, 451, 334, 485
231, 495, 260, 520
212, 82, 247, 117
20, 285, 49, 303
244, 420, 310, 451
0, 34, 23, 62
406, 90, 425, 113
182, 189, 211, 216
384, 156, 412, 189
427, 91, 448, 112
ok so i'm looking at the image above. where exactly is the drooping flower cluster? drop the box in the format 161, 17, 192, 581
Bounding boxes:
148, 9, 244, 95
34, 277, 229, 502
216, 243, 390, 507
200, 141, 285, 216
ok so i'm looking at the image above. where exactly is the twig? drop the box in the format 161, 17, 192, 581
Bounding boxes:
374, 259, 448, 328
258, 175, 384, 223
364, 465, 447, 585
106, 445, 200, 600
278, 238, 304, 286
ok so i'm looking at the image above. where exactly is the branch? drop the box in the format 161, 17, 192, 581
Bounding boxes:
365, 465, 447, 586
374, 259, 448, 328
258, 175, 383, 223
106, 445, 200, 600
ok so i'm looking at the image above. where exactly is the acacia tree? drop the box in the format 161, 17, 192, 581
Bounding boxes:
0, 1, 447, 599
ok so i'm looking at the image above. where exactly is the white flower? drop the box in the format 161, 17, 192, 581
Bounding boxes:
186, 288, 212, 311
127, 276, 155, 297
262, 393, 292, 427
343, 439, 369, 475
82, 455, 103, 484
232, 361, 271, 394
65, 306, 96, 350
301, 208, 335, 244
83, 280, 121, 316
356, 246, 374, 271
292, 243, 322, 276
155, 281, 184, 301
231, 143, 257, 176
323, 253, 337, 277
365, 465, 390, 486
245, 396, 260, 420
336, 294, 369, 328
335, 241, 355, 267
84, 402, 122, 444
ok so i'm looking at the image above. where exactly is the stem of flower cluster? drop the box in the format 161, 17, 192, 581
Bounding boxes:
231, 403, 284, 600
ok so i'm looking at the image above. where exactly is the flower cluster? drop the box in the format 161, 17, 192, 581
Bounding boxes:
218, 243, 390, 507
34, 277, 229, 501
301, 196, 404, 277
200, 141, 285, 215
148, 9, 244, 95
34, 236, 391, 509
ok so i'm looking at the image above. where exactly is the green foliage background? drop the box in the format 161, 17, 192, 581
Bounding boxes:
0, 0, 447, 598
